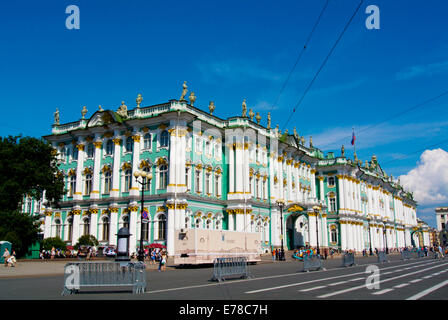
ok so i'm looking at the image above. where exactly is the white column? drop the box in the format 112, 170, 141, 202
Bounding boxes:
91, 139, 102, 199
129, 208, 138, 254
44, 214, 52, 238
340, 221, 347, 250
90, 210, 98, 241
130, 134, 141, 196
109, 209, 118, 246
72, 212, 81, 245
167, 207, 175, 256
111, 136, 122, 198
308, 209, 317, 248
74, 142, 85, 200
337, 175, 345, 213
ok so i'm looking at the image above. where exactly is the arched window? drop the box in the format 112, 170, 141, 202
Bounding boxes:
122, 215, 129, 229
157, 214, 166, 240
68, 175, 75, 197
205, 173, 211, 194
206, 219, 212, 230
102, 216, 110, 241
85, 174, 92, 195
125, 137, 133, 153
142, 166, 151, 191
106, 140, 114, 155
67, 216, 73, 241
83, 217, 90, 236
124, 169, 132, 192
55, 219, 62, 238
195, 217, 202, 229
143, 133, 151, 150
329, 197, 336, 212
159, 165, 168, 189
185, 216, 190, 229
195, 170, 201, 193
328, 176, 335, 187
330, 225, 338, 244
216, 219, 221, 230
160, 130, 169, 147
59, 147, 66, 162
72, 147, 78, 161
104, 171, 112, 193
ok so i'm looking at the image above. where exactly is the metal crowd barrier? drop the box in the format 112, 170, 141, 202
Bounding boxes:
342, 252, 356, 267
377, 251, 389, 263
211, 257, 251, 282
303, 255, 325, 272
401, 250, 412, 260
62, 261, 146, 295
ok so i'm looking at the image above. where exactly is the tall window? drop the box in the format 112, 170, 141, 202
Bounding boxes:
106, 140, 114, 155
55, 219, 62, 238
86, 144, 94, 158
205, 173, 211, 194
124, 169, 132, 192
330, 226, 338, 243
142, 166, 151, 191
328, 176, 335, 187
159, 165, 168, 189
125, 137, 133, 153
60, 148, 66, 162
85, 174, 92, 195
195, 217, 202, 229
262, 180, 266, 200
143, 133, 151, 150
72, 147, 78, 161
185, 168, 191, 191
83, 217, 90, 236
104, 171, 112, 193
123, 215, 129, 229
67, 216, 73, 241
102, 217, 110, 241
206, 219, 212, 230
205, 141, 211, 156
255, 179, 260, 199
195, 170, 201, 193
142, 221, 149, 241
329, 197, 336, 212
158, 214, 166, 240
160, 130, 169, 147
215, 175, 220, 197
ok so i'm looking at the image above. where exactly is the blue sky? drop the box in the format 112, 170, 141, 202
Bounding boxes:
1, 0, 447, 227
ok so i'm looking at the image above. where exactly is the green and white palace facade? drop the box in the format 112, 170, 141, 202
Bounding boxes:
37, 95, 426, 259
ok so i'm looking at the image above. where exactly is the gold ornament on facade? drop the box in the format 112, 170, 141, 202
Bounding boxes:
109, 207, 119, 213
93, 141, 103, 149
112, 138, 122, 145
81, 106, 88, 119
131, 135, 141, 142
248, 109, 255, 121
136, 94, 143, 108
255, 112, 261, 124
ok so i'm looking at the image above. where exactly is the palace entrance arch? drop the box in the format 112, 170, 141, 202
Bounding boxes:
285, 204, 309, 250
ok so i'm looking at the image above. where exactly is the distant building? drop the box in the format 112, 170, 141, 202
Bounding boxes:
435, 207, 448, 231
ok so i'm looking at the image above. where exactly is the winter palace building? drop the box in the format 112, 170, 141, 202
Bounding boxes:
31, 88, 428, 260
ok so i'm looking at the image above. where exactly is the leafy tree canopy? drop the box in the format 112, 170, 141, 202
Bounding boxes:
75, 235, 99, 250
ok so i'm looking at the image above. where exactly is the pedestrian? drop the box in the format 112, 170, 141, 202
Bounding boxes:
7, 251, 16, 267
271, 249, 275, 262
161, 252, 167, 271
3, 248, 10, 267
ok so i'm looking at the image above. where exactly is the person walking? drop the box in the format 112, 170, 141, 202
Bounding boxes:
3, 248, 10, 267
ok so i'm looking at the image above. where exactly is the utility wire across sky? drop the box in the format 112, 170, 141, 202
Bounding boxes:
282, 0, 364, 130
269, 0, 330, 113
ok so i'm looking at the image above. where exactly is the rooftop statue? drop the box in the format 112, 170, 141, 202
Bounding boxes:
180, 81, 188, 101
267, 112, 271, 129
117, 101, 128, 118
309, 136, 313, 148
54, 108, 60, 125
189, 91, 196, 106
242, 99, 247, 117
341, 144, 345, 157
98, 105, 104, 112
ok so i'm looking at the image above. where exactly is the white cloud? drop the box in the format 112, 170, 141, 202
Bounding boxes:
396, 60, 448, 80
399, 148, 448, 206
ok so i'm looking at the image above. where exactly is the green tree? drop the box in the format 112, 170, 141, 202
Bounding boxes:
42, 237, 67, 251
0, 136, 65, 257
74, 235, 99, 250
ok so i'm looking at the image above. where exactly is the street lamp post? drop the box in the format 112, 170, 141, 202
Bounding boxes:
134, 170, 153, 262
383, 221, 389, 254
277, 200, 285, 261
